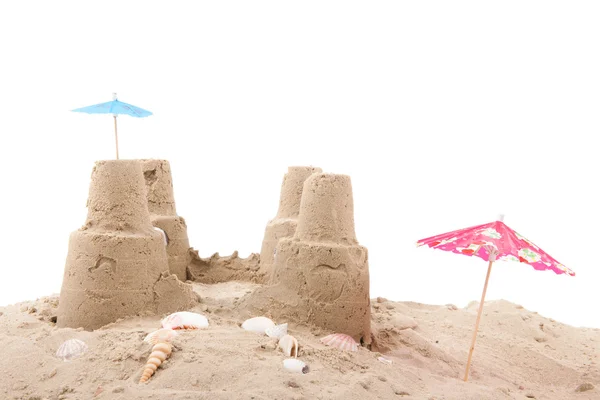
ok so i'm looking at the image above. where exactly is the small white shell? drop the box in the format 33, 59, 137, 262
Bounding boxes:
378, 356, 392, 365
265, 323, 288, 339
278, 334, 298, 358
56, 339, 88, 361
283, 358, 309, 374
153, 227, 168, 245
320, 333, 359, 352
144, 328, 178, 344
161, 312, 209, 330
241, 316, 275, 334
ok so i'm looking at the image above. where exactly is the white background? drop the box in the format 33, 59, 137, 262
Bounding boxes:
1, 1, 598, 328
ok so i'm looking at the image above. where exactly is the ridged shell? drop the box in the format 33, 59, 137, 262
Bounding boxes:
320, 333, 359, 352
56, 339, 88, 361
139, 342, 172, 383
283, 358, 309, 374
278, 334, 298, 358
241, 316, 275, 334
161, 312, 209, 330
144, 328, 178, 344
265, 323, 288, 339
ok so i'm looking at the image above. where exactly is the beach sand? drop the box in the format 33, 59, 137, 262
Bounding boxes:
1, 281, 597, 400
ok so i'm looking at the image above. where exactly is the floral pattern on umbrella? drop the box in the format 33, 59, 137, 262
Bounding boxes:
417, 220, 575, 276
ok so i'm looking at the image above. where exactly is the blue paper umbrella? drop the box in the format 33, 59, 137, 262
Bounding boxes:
72, 93, 152, 159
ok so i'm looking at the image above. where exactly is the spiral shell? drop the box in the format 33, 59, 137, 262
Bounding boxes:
139, 342, 172, 383
320, 333, 358, 352
161, 312, 209, 330
56, 339, 88, 361
278, 334, 298, 358
241, 316, 275, 334
144, 328, 178, 345
265, 323, 288, 339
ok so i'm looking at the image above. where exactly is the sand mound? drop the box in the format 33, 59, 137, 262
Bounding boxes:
1, 282, 598, 400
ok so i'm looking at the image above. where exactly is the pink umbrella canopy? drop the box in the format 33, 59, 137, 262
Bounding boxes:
417, 218, 575, 276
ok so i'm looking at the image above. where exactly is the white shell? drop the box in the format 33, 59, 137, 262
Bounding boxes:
283, 358, 309, 374
153, 227, 168, 245
378, 356, 392, 365
320, 333, 359, 352
278, 334, 298, 358
161, 312, 209, 330
144, 328, 178, 344
56, 339, 88, 361
265, 323, 288, 339
241, 316, 275, 334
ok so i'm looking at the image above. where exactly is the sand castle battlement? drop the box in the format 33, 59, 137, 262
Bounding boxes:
259, 166, 322, 279
57, 160, 196, 330
141, 159, 191, 281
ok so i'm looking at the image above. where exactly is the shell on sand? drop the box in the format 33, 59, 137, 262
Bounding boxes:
144, 328, 178, 345
161, 312, 209, 330
241, 316, 275, 334
56, 339, 88, 361
265, 323, 288, 339
283, 358, 309, 374
320, 333, 359, 352
278, 334, 298, 358
140, 342, 172, 383
153, 227, 168, 245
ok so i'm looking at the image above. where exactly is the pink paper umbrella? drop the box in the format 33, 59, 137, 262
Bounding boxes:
417, 214, 575, 382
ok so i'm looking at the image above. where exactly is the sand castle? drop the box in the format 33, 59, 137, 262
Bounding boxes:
245, 172, 372, 344
140, 159, 191, 281
57, 160, 196, 330
258, 166, 322, 279
57, 161, 370, 343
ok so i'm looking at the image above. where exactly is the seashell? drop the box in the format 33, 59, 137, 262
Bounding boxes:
56, 338, 88, 361
139, 342, 172, 383
161, 312, 209, 330
278, 334, 298, 358
378, 356, 392, 365
144, 328, 178, 345
320, 333, 359, 352
283, 358, 309, 374
153, 227, 168, 245
241, 316, 275, 334
265, 323, 288, 339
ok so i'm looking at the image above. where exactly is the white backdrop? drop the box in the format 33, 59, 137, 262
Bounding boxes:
1, 1, 598, 328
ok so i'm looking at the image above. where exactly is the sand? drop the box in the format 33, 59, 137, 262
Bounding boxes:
1, 283, 598, 400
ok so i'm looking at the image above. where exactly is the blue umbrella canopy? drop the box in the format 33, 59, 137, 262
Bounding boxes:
71, 93, 152, 159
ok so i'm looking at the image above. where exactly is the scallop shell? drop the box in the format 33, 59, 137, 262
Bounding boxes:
153, 227, 168, 245
56, 339, 88, 361
283, 358, 309, 374
144, 328, 178, 345
161, 312, 209, 330
320, 333, 359, 352
241, 316, 275, 334
265, 323, 288, 339
278, 334, 298, 358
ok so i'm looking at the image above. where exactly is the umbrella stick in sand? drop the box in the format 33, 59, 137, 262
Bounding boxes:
416, 214, 575, 382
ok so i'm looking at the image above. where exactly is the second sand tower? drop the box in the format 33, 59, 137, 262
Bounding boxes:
270, 173, 371, 343
259, 166, 322, 279
140, 159, 191, 281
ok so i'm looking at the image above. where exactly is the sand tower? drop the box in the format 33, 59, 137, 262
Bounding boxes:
57, 160, 196, 330
140, 159, 191, 281
266, 173, 371, 343
259, 166, 322, 279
